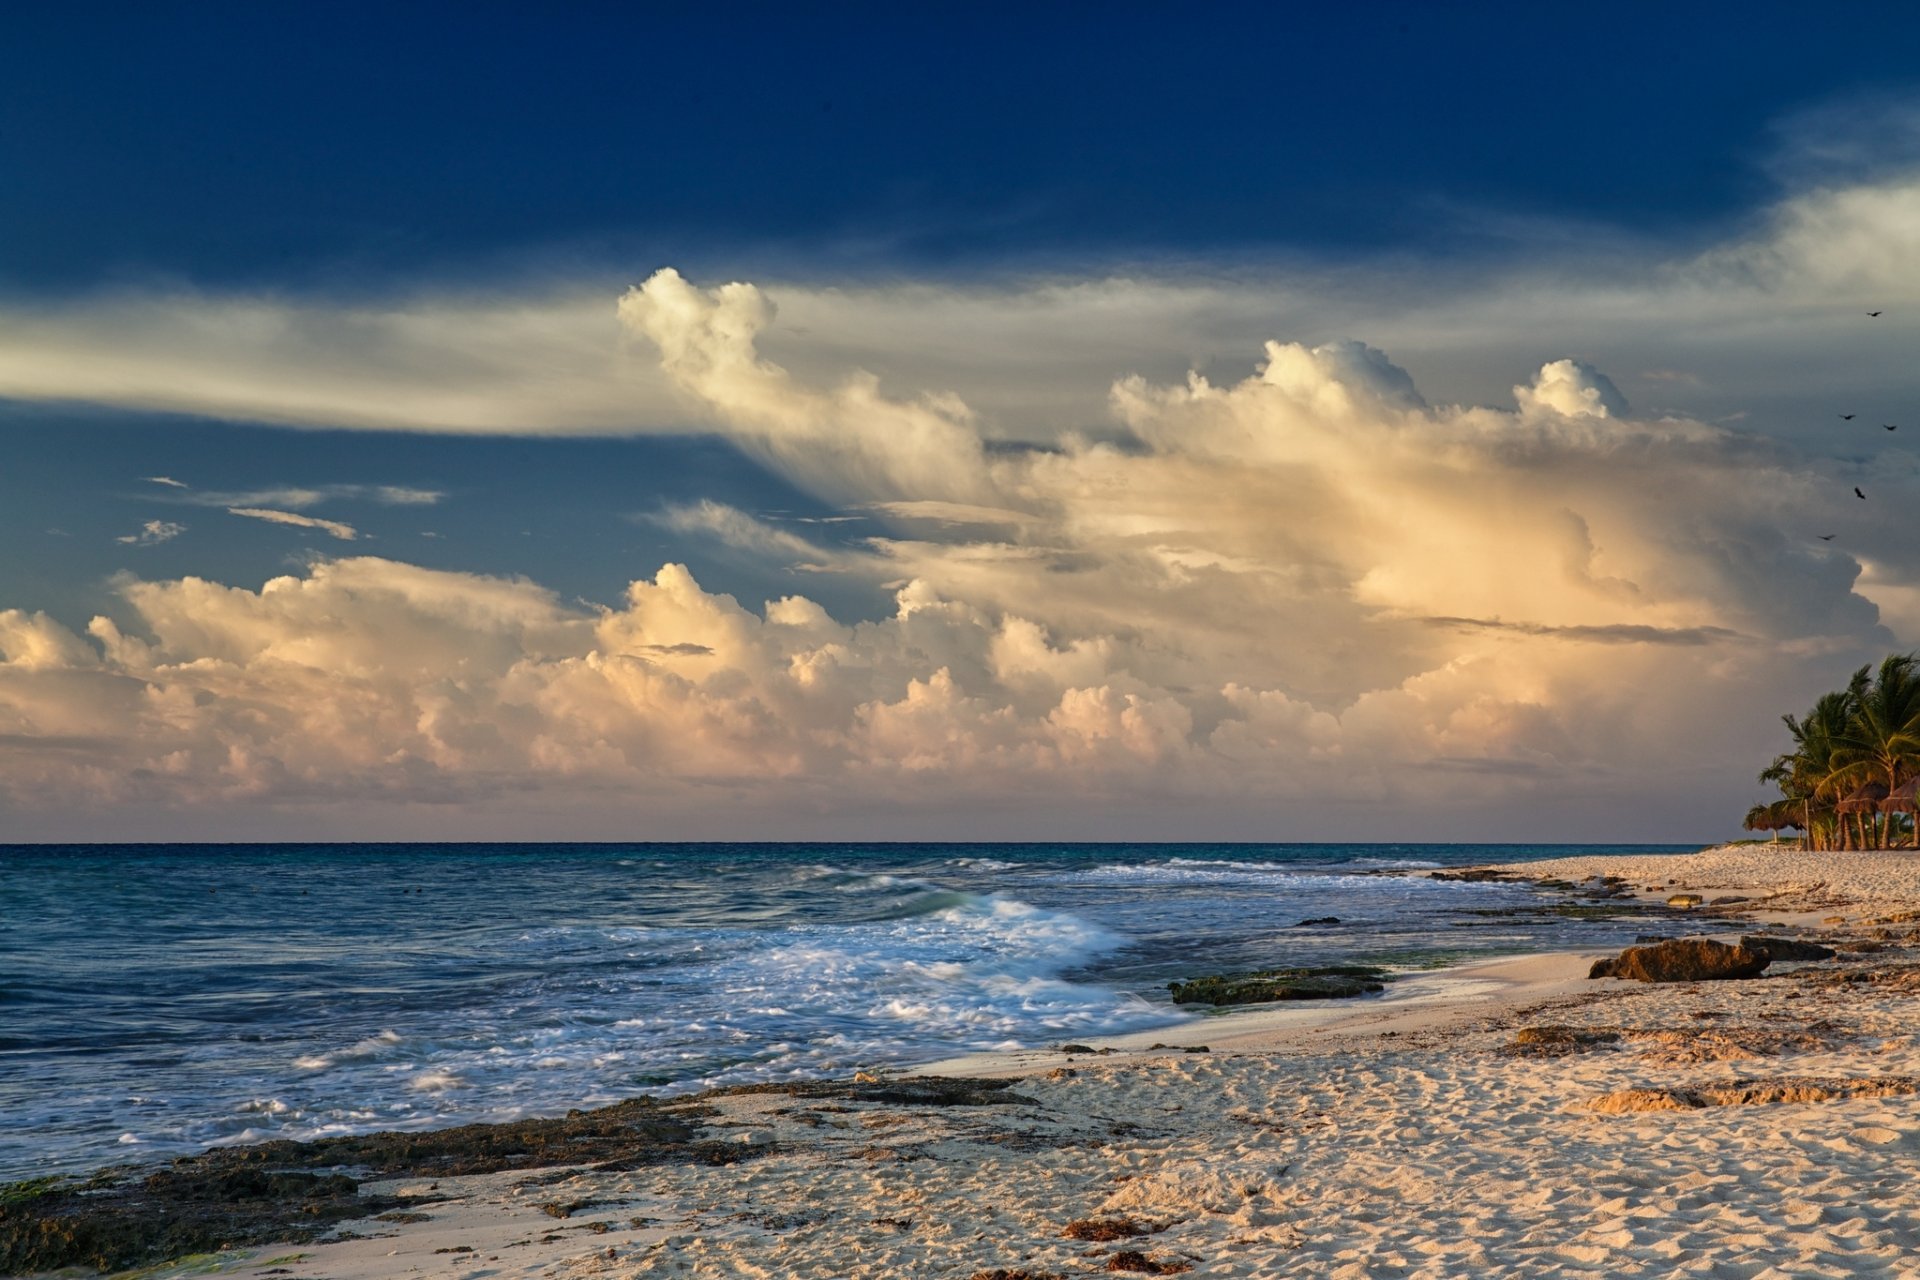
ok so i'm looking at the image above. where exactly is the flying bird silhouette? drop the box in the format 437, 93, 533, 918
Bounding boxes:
1856, 487, 1868, 499
1820, 534, 1837, 540
1888, 424, 1899, 431
1869, 310, 1883, 317
1840, 414, 1857, 420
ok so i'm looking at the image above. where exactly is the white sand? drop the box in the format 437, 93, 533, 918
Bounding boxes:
115, 853, 1920, 1280
1498, 842, 1920, 924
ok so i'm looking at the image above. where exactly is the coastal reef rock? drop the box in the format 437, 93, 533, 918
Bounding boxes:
1588, 939, 1771, 983
1666, 893, 1705, 908
709, 1076, 1035, 1108
1586, 1076, 1918, 1113
1167, 965, 1387, 1006
0, 1097, 748, 1275
1742, 935, 1836, 963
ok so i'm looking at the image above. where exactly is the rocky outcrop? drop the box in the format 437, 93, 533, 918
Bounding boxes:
1586, 1076, 1918, 1113
1167, 965, 1387, 1005
1588, 939, 1771, 982
1741, 935, 1836, 962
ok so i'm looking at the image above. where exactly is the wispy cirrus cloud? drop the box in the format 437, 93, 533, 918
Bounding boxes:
142, 476, 189, 489
5, 141, 1920, 454
182, 484, 443, 510
114, 520, 185, 546
226, 508, 359, 541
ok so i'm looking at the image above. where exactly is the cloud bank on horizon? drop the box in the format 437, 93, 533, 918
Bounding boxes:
6, 188, 1918, 837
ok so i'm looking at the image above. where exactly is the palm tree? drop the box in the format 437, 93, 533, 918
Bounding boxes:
1761, 676, 1866, 850
1833, 654, 1920, 849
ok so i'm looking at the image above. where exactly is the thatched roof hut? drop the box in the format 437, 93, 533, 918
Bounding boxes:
1838, 781, 1890, 813
1744, 800, 1803, 838
1882, 779, 1920, 814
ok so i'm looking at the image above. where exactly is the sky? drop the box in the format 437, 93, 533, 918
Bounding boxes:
8, 5, 1920, 841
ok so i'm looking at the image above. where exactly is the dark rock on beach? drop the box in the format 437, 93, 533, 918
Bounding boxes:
1293, 916, 1341, 927
1589, 939, 1771, 983
1167, 965, 1388, 1006
0, 1165, 395, 1279
1742, 935, 1836, 963
706, 1075, 1037, 1108
0, 1096, 754, 1276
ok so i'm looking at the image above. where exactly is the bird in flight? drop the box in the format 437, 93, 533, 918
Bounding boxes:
1840, 414, 1857, 420
1888, 424, 1900, 431
1856, 487, 1868, 499
1869, 310, 1884, 317
1820, 534, 1837, 540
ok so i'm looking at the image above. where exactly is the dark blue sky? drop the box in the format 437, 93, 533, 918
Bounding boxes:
6, 3, 1917, 291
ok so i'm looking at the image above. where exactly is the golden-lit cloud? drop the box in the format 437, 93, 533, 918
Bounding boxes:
0, 264, 1900, 836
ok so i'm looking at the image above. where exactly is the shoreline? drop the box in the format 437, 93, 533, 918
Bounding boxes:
14, 842, 1920, 1277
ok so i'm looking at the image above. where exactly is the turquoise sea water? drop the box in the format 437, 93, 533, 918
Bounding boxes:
0, 842, 1692, 1179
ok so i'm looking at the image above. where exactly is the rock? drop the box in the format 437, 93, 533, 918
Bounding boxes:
1634, 934, 1676, 944
1667, 893, 1705, 908
1503, 1026, 1622, 1058
1167, 965, 1388, 1006
1429, 869, 1511, 882
1587, 1076, 1918, 1113
1292, 916, 1340, 927
1588, 939, 1771, 983
1710, 895, 1750, 906
1741, 935, 1835, 962
1823, 915, 1849, 925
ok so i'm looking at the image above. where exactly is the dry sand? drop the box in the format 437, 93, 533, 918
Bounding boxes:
88, 846, 1920, 1280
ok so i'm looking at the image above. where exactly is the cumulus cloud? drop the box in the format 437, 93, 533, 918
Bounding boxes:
227, 508, 360, 540
0, 270, 1903, 838
115, 520, 185, 546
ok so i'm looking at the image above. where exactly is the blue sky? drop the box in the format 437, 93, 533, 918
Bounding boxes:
8, 6, 1920, 839
6, 4, 1913, 287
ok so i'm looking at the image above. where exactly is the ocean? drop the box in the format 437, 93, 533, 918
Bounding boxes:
0, 842, 1692, 1180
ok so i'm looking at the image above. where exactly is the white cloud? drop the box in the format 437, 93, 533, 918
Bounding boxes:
143, 476, 188, 488
115, 520, 185, 546
227, 508, 360, 540
651, 500, 840, 565
0, 272, 1903, 838
184, 485, 444, 510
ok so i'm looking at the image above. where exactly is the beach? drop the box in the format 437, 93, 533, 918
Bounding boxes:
12, 843, 1920, 1279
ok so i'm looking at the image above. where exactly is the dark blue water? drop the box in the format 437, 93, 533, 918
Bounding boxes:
0, 842, 1690, 1179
